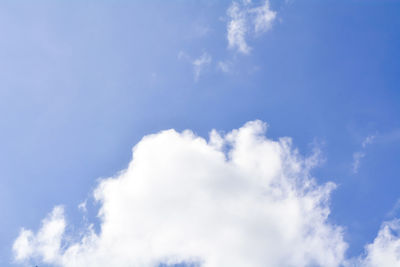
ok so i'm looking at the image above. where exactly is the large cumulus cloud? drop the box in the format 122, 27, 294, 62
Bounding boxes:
14, 121, 353, 266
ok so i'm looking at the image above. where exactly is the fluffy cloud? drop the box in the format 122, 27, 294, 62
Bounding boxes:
227, 0, 276, 54
14, 121, 350, 267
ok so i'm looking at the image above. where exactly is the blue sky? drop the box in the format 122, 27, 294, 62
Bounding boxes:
1, 1, 400, 266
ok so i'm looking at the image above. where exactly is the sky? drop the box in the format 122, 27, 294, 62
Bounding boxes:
1, 0, 400, 266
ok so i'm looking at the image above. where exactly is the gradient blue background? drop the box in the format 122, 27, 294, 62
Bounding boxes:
1, 0, 400, 265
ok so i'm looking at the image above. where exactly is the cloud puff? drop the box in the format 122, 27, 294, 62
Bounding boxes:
227, 0, 276, 54
14, 121, 350, 267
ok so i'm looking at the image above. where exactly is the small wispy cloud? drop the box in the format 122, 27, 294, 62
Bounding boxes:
362, 135, 375, 148
78, 200, 87, 213
352, 135, 375, 174
250, 1, 276, 34
352, 151, 365, 174
217, 60, 232, 73
178, 1, 277, 79
193, 52, 212, 81
387, 199, 400, 218
177, 50, 190, 61
192, 23, 211, 38
178, 51, 212, 81
226, 0, 276, 54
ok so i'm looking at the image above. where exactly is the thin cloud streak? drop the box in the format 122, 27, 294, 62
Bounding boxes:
352, 135, 375, 174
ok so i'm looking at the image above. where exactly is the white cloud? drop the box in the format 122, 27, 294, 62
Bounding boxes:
193, 52, 212, 81
227, 2, 250, 54
357, 219, 400, 267
13, 120, 349, 267
226, 0, 276, 54
250, 1, 277, 34
13, 206, 65, 264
